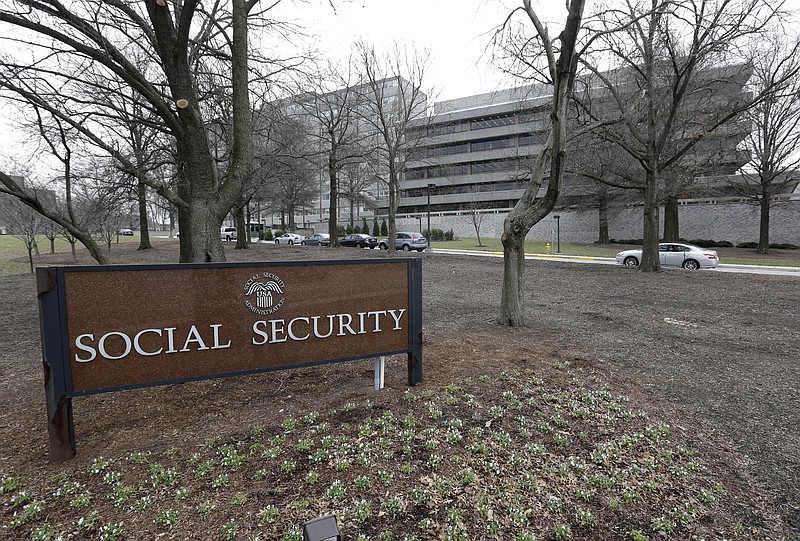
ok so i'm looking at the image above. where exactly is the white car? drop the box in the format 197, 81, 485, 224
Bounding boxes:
615, 242, 720, 270
274, 232, 305, 245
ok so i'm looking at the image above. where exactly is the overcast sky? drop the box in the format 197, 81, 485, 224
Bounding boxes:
0, 1, 572, 174
287, 0, 569, 102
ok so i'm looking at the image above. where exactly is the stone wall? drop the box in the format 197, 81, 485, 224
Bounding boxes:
391, 199, 800, 245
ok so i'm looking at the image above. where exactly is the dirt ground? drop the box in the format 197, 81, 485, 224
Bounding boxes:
0, 241, 798, 538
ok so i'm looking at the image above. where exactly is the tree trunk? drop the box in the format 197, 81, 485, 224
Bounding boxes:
235, 205, 248, 249
328, 158, 339, 247
137, 180, 152, 250
498, 220, 527, 326
756, 195, 771, 254
597, 189, 609, 244
662, 195, 679, 242
640, 171, 661, 272
387, 169, 398, 254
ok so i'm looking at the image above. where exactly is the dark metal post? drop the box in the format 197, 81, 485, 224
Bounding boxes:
427, 183, 435, 249
554, 214, 561, 254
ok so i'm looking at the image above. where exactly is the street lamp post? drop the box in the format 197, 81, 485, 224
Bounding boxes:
553, 214, 561, 254
427, 183, 435, 250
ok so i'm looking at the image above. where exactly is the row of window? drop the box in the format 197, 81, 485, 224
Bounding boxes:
404, 157, 530, 181
401, 179, 529, 199
406, 107, 550, 138
408, 132, 549, 160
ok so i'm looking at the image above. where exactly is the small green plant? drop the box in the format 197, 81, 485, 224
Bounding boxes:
71, 492, 93, 509
650, 516, 675, 534
553, 523, 572, 539
259, 505, 280, 523
629, 530, 649, 541
155, 509, 179, 527
1, 475, 22, 494
89, 457, 111, 474
326, 480, 346, 500
30, 523, 55, 540
75, 511, 101, 532
197, 500, 217, 516
220, 519, 239, 539
99, 522, 125, 541
211, 474, 230, 490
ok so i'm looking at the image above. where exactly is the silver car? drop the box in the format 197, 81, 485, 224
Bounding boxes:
615, 243, 720, 270
301, 233, 330, 246
274, 232, 305, 245
379, 232, 428, 252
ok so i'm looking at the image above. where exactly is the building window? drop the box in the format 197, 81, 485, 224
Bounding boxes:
470, 114, 515, 130
519, 131, 549, 146
431, 143, 469, 157
471, 159, 518, 174
471, 137, 513, 151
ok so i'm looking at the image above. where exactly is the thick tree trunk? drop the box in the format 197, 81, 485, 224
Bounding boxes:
235, 204, 248, 249
662, 195, 679, 242
498, 220, 527, 326
328, 162, 339, 247
137, 180, 152, 250
756, 195, 771, 254
640, 172, 661, 272
597, 189, 609, 244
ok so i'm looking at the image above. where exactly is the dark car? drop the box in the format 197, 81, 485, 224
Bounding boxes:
340, 233, 378, 249
301, 233, 331, 246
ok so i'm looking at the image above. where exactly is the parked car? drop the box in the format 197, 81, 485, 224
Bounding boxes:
274, 232, 305, 245
340, 233, 378, 249
220, 226, 237, 241
379, 231, 428, 252
301, 233, 330, 246
117, 228, 134, 236
615, 243, 720, 270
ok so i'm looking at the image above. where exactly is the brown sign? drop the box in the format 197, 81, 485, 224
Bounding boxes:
37, 259, 422, 461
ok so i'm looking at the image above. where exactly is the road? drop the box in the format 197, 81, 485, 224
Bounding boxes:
434, 248, 800, 276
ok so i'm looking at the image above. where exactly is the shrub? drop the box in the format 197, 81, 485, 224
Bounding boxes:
336, 224, 346, 237
610, 238, 643, 245
684, 239, 732, 248
361, 218, 370, 234
263, 229, 273, 241
444, 229, 455, 241
372, 219, 380, 237
736, 242, 757, 248
381, 219, 388, 236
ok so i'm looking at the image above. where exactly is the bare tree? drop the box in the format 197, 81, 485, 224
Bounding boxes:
293, 64, 370, 247
577, 0, 781, 271
492, 0, 586, 326
735, 33, 800, 253
357, 42, 431, 254
0, 0, 293, 263
463, 201, 489, 247
3, 187, 46, 273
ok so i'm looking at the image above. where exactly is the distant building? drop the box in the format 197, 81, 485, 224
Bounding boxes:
260, 76, 426, 230
397, 64, 752, 215
399, 85, 552, 215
